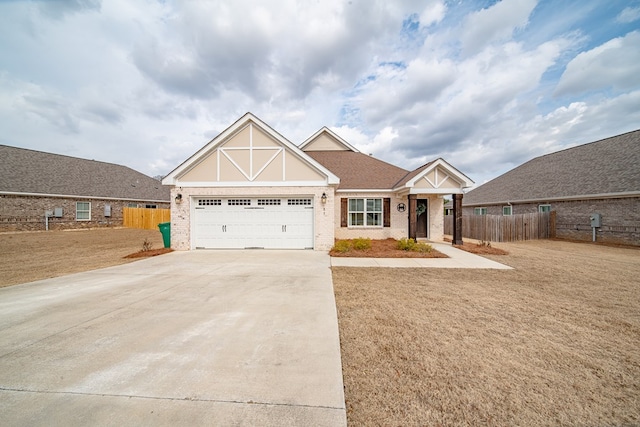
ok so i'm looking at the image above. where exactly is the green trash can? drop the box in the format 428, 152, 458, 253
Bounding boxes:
158, 222, 171, 248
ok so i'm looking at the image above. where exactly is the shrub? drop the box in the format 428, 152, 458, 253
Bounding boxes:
397, 238, 416, 251
397, 238, 432, 253
352, 237, 372, 251
332, 240, 352, 253
141, 238, 153, 252
414, 242, 433, 253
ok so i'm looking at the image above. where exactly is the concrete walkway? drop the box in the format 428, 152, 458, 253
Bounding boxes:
0, 250, 346, 426
331, 242, 513, 269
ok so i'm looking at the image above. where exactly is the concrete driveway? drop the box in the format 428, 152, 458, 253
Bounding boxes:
0, 251, 346, 426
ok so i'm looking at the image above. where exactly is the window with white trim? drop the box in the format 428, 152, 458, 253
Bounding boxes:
539, 204, 551, 213
76, 202, 91, 221
474, 207, 487, 215
503, 206, 512, 216
349, 198, 382, 227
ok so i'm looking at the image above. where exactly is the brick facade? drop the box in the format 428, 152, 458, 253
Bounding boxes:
0, 194, 169, 232
463, 196, 640, 246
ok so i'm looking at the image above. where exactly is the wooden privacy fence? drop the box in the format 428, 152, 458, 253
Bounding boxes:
123, 207, 171, 230
445, 211, 556, 242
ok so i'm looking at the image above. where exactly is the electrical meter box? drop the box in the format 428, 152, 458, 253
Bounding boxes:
590, 213, 601, 228
54, 207, 63, 217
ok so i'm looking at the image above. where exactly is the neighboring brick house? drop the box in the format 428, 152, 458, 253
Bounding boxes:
0, 145, 170, 232
162, 113, 474, 251
463, 130, 640, 246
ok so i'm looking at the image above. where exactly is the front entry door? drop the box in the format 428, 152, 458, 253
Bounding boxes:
416, 199, 428, 238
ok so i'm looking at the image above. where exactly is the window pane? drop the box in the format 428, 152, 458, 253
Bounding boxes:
349, 199, 364, 211
350, 213, 364, 226
367, 213, 381, 226
367, 198, 382, 212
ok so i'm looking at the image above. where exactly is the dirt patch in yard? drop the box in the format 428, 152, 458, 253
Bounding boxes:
448, 239, 509, 255
333, 240, 640, 426
0, 228, 166, 287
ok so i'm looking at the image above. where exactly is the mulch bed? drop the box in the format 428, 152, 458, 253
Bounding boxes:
124, 248, 174, 259
329, 238, 448, 258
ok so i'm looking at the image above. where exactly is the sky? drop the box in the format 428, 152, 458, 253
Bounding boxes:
1, 0, 639, 187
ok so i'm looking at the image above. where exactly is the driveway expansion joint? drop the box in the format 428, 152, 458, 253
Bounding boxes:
0, 387, 345, 411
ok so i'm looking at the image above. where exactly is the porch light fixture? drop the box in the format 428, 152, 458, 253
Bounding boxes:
175, 193, 183, 204
321, 192, 327, 204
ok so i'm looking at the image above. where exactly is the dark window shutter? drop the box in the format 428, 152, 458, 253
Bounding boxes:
341, 198, 348, 227
383, 198, 391, 227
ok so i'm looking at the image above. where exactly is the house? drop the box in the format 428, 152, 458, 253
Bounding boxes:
0, 145, 170, 232
462, 129, 640, 246
161, 113, 474, 250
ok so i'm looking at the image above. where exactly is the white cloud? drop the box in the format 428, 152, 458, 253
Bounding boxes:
420, 1, 446, 26
0, 0, 637, 187
555, 31, 640, 96
617, 6, 640, 23
459, 0, 538, 56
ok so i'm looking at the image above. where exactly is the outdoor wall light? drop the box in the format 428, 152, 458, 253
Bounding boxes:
321, 192, 327, 204
175, 193, 183, 203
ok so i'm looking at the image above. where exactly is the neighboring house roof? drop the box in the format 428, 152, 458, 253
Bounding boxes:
463, 129, 640, 206
305, 151, 409, 190
0, 145, 170, 202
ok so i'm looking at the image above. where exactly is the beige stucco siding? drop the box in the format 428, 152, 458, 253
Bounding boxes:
303, 134, 349, 151
178, 131, 326, 183
169, 186, 335, 251
284, 152, 325, 181
252, 127, 280, 147
414, 167, 463, 190
223, 125, 251, 148
180, 152, 218, 182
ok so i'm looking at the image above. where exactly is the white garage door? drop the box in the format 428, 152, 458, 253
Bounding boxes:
193, 197, 314, 249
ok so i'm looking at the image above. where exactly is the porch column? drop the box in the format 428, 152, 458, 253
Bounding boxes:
408, 194, 417, 240
452, 193, 463, 245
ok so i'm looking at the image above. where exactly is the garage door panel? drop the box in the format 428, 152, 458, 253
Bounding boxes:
192, 197, 314, 249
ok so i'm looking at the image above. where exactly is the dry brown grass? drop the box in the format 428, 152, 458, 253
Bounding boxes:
333, 240, 640, 426
0, 228, 164, 287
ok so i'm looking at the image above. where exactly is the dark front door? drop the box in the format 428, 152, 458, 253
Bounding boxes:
416, 199, 428, 238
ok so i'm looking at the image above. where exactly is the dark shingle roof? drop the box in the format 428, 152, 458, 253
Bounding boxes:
463, 129, 640, 206
0, 145, 170, 201
305, 151, 409, 189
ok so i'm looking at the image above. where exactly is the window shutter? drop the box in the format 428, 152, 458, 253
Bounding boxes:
341, 198, 348, 227
383, 198, 391, 227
